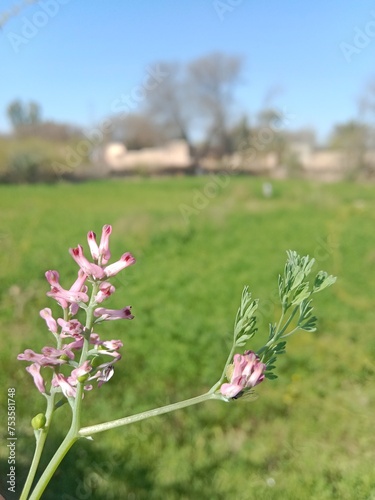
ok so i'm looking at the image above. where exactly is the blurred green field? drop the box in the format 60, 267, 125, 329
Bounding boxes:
0, 176, 374, 500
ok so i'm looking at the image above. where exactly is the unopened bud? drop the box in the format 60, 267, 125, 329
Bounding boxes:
31, 413, 46, 430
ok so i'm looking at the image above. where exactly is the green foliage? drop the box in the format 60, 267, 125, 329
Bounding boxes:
0, 177, 374, 499
0, 136, 65, 183
233, 286, 258, 347
7, 100, 41, 130
257, 251, 336, 380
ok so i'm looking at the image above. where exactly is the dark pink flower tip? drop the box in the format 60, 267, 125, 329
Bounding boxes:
104, 252, 136, 277
87, 231, 99, 260
94, 282, 116, 304
94, 306, 134, 321
98, 225, 112, 265
45, 270, 60, 284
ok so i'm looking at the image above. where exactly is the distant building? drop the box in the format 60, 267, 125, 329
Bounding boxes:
104, 140, 192, 174
100, 137, 375, 181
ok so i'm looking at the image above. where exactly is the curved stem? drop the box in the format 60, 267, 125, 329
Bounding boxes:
79, 392, 223, 437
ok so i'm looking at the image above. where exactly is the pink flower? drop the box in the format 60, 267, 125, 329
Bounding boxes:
87, 225, 112, 264
104, 252, 136, 277
57, 318, 84, 337
94, 306, 134, 321
101, 339, 123, 351
45, 270, 61, 287
69, 269, 88, 293
98, 224, 112, 265
69, 270, 88, 315
52, 373, 77, 398
52, 363, 93, 399
45, 271, 68, 308
220, 351, 266, 399
87, 230, 100, 261
26, 363, 46, 394
45, 270, 89, 306
65, 338, 84, 350
94, 282, 116, 304
42, 346, 75, 360
69, 245, 105, 279
17, 349, 66, 366
39, 308, 58, 334
89, 333, 101, 345
68, 360, 92, 385
47, 287, 89, 305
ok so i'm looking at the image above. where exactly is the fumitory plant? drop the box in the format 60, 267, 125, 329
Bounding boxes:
18, 224, 336, 499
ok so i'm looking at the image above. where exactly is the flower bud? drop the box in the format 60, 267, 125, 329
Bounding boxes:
31, 413, 46, 430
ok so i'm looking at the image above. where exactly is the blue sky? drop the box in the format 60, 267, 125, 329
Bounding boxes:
1, 0, 375, 143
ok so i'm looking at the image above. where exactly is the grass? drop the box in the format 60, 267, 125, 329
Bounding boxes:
0, 176, 374, 499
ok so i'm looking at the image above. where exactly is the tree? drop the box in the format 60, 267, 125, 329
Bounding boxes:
255, 108, 288, 161
109, 113, 166, 149
187, 52, 243, 156
358, 79, 375, 151
328, 120, 368, 177
7, 100, 25, 130
230, 114, 252, 151
145, 62, 193, 147
7, 100, 42, 131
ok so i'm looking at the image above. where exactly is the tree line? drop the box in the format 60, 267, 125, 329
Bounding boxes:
3, 52, 375, 181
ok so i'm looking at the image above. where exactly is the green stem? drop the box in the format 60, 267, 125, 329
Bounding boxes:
275, 309, 285, 335
79, 392, 223, 437
21, 307, 71, 499
278, 305, 299, 337
19, 393, 56, 500
25, 284, 100, 499
280, 326, 300, 338
27, 381, 85, 499
27, 429, 78, 500
209, 342, 237, 394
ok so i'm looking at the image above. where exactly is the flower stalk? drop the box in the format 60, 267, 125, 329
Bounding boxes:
18, 226, 335, 499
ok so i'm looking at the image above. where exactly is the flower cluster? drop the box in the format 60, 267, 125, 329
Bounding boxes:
18, 225, 135, 399
220, 350, 266, 399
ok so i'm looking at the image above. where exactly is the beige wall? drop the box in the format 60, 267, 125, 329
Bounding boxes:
104, 140, 191, 171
